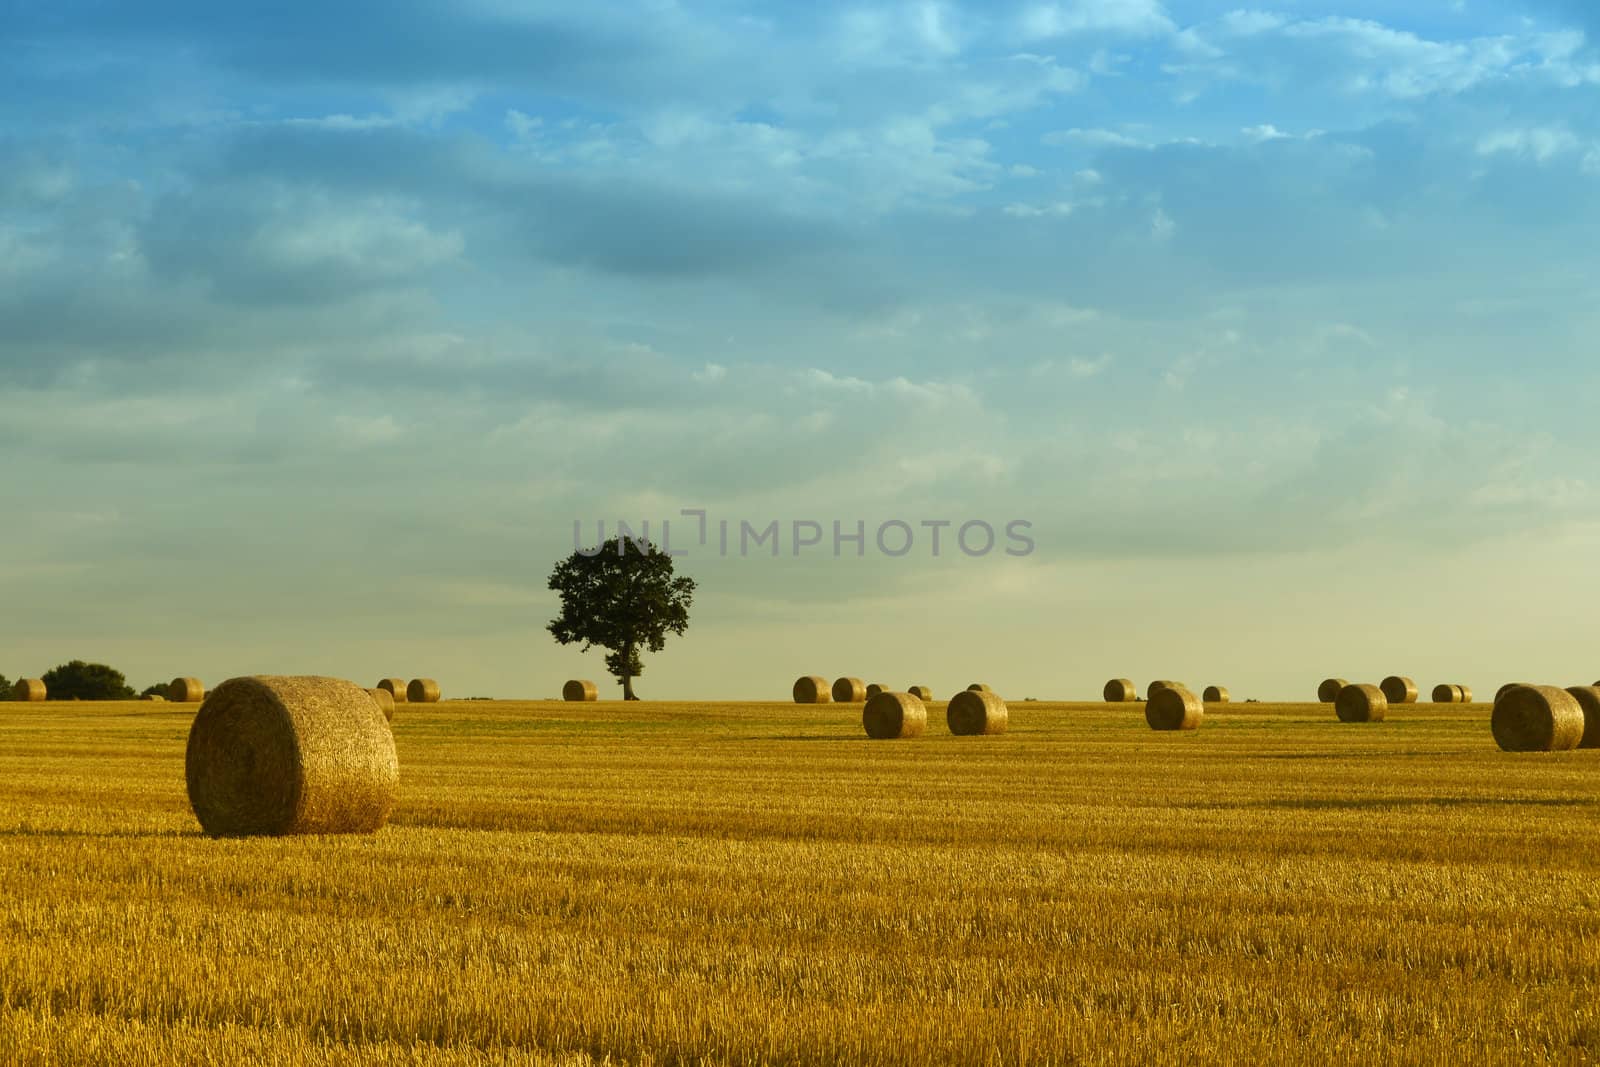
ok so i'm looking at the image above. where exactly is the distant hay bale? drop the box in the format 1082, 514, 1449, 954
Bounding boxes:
1202, 685, 1230, 704
1317, 678, 1348, 703
1379, 676, 1418, 705
792, 676, 831, 704
1335, 683, 1387, 723
863, 691, 927, 740
831, 676, 867, 703
1146, 686, 1203, 731
185, 675, 399, 837
947, 690, 1007, 736
14, 679, 45, 702
907, 685, 933, 702
1431, 683, 1458, 704
966, 683, 991, 693
1564, 687, 1600, 749
1493, 685, 1584, 752
1103, 678, 1136, 703
377, 678, 407, 704
1147, 680, 1180, 698
169, 678, 205, 703
1458, 685, 1473, 703
366, 687, 396, 722
563, 679, 598, 702
406, 678, 441, 704
865, 683, 886, 699
142, 694, 166, 703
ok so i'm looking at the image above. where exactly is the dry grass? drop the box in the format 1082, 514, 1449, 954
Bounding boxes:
184, 676, 399, 837
2, 698, 1599, 1063
562, 680, 598, 703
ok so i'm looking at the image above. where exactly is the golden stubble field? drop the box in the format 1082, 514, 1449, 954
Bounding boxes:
1, 697, 1597, 1065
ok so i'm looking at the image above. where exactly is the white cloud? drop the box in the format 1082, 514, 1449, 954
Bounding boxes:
1476, 126, 1584, 163
1018, 0, 1176, 40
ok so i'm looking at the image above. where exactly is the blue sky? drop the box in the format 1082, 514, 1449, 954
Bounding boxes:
3, 1, 1599, 700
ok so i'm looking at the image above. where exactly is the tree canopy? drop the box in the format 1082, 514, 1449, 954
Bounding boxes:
41, 660, 136, 701
547, 536, 694, 700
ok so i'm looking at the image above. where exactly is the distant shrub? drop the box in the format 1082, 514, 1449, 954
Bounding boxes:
41, 661, 134, 701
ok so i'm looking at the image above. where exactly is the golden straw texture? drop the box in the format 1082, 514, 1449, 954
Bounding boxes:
1146, 686, 1203, 731
947, 690, 1008, 736
185, 675, 399, 837
863, 692, 927, 740
831, 677, 867, 703
563, 679, 599, 702
406, 679, 441, 704
1335, 684, 1387, 724
792, 676, 831, 704
1493, 685, 1584, 752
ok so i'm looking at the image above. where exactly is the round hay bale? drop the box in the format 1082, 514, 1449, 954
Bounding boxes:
1145, 686, 1203, 731
863, 691, 927, 740
907, 685, 933, 702
831, 676, 867, 703
966, 683, 991, 693
1202, 685, 1230, 704
1431, 683, 1458, 704
947, 690, 1007, 736
1495, 682, 1529, 704
1317, 678, 1348, 703
142, 693, 167, 703
1379, 676, 1418, 705
1493, 685, 1584, 752
406, 678, 441, 704
1335, 683, 1387, 723
185, 675, 399, 837
865, 683, 886, 699
14, 679, 46, 702
1147, 680, 1180, 698
1103, 678, 1136, 703
1564, 686, 1600, 750
377, 678, 407, 703
792, 676, 831, 704
367, 687, 396, 722
562, 679, 598, 702
169, 677, 204, 703
1457, 685, 1473, 704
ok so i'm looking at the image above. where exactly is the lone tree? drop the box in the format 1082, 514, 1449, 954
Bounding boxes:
547, 535, 694, 701
41, 660, 135, 701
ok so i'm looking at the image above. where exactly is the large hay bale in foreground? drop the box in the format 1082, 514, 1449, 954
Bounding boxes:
793, 676, 831, 704
1335, 684, 1387, 723
907, 685, 933, 702
947, 690, 1007, 736
865, 683, 886, 699
1146, 686, 1203, 731
1317, 678, 1348, 703
1562, 687, 1600, 749
377, 678, 407, 703
366, 687, 396, 722
14, 679, 45, 702
1202, 685, 1230, 704
169, 677, 205, 703
1103, 678, 1136, 703
1493, 685, 1584, 752
1431, 683, 1458, 704
563, 679, 598, 702
1379, 676, 1418, 705
863, 691, 927, 740
406, 678, 441, 704
831, 676, 866, 703
185, 676, 399, 837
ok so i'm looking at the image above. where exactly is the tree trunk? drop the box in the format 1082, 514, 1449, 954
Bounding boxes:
622, 643, 639, 700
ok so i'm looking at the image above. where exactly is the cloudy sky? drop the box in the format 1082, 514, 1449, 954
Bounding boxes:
4, 1, 1600, 701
